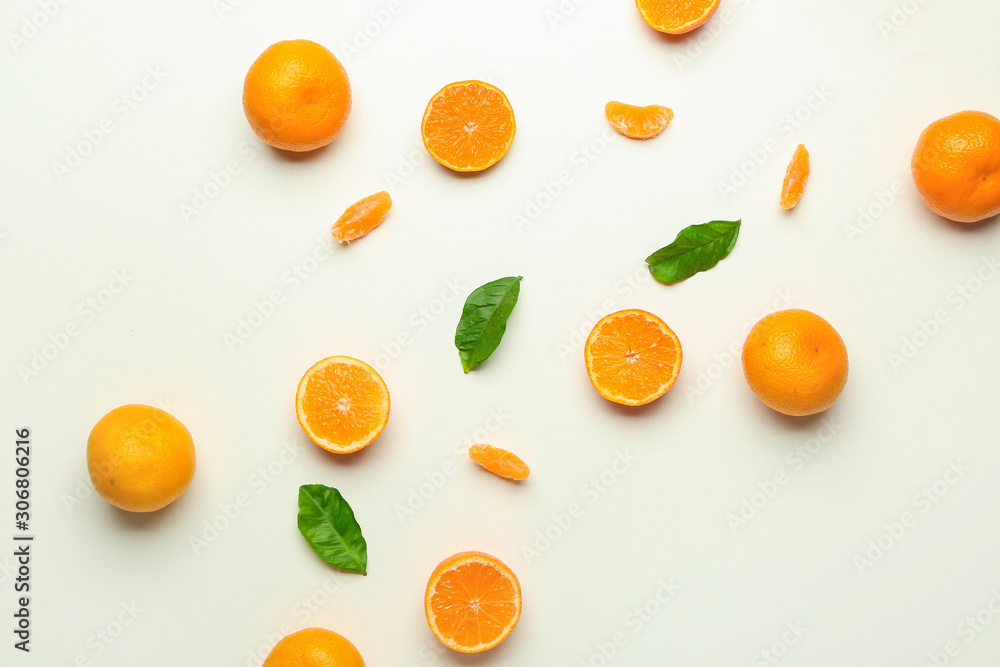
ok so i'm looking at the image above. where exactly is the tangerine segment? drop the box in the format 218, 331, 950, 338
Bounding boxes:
295, 356, 390, 453
780, 144, 810, 210
421, 81, 515, 172
911, 110, 1000, 223
425, 551, 522, 653
635, 0, 721, 33
469, 445, 530, 481
585, 309, 682, 406
605, 101, 674, 140
332, 191, 392, 243
741, 309, 848, 416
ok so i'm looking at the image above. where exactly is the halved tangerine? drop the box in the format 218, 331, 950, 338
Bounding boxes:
584, 309, 682, 406
295, 355, 390, 453
421, 80, 516, 172
425, 551, 522, 653
636, 0, 721, 34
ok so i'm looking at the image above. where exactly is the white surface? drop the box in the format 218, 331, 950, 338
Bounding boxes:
3, 0, 1000, 665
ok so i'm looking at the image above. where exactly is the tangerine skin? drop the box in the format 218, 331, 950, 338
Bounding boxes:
911, 110, 1000, 223
742, 309, 848, 417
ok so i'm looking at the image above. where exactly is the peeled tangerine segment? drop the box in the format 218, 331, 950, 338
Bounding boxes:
605, 101, 674, 140
332, 191, 392, 243
780, 144, 809, 210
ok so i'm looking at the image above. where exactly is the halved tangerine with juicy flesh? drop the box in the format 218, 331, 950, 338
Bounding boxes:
425, 551, 522, 653
584, 309, 682, 406
636, 0, 721, 34
421, 80, 516, 172
295, 355, 390, 453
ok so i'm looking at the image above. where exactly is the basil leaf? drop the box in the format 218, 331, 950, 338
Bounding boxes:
455, 276, 522, 373
646, 220, 741, 284
297, 484, 367, 575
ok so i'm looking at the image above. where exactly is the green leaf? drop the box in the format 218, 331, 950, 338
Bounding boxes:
455, 276, 522, 373
646, 220, 741, 284
296, 484, 367, 575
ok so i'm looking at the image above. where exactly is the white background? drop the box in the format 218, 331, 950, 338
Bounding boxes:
3, 0, 1000, 665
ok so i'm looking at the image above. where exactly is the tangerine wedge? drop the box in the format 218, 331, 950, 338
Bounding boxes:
780, 144, 810, 210
605, 101, 674, 140
332, 191, 392, 243
469, 445, 529, 481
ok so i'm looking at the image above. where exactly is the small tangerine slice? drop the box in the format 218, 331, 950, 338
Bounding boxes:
469, 445, 530, 481
295, 355, 390, 453
605, 101, 674, 140
780, 144, 810, 210
421, 80, 516, 172
332, 191, 392, 243
584, 309, 682, 406
425, 551, 522, 653
636, 0, 721, 34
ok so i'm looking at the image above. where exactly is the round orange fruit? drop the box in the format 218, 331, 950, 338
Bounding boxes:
584, 309, 682, 406
425, 551, 522, 653
421, 80, 515, 172
262, 627, 364, 667
742, 309, 848, 416
86, 404, 195, 512
243, 39, 351, 152
911, 110, 1000, 223
295, 356, 390, 454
